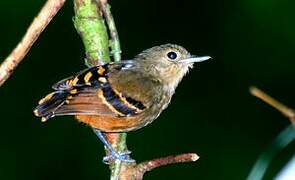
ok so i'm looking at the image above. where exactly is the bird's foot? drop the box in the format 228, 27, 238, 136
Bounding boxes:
102, 150, 135, 164
92, 128, 135, 164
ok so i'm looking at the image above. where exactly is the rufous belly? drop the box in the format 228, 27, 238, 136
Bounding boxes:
75, 115, 145, 132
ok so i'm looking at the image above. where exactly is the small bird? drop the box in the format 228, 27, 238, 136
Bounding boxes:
34, 44, 210, 162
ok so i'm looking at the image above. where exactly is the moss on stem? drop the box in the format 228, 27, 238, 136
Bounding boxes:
73, 0, 110, 65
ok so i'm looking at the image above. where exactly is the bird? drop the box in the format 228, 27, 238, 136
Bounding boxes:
34, 44, 211, 162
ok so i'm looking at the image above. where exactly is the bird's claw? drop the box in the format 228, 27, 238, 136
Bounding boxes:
102, 150, 135, 164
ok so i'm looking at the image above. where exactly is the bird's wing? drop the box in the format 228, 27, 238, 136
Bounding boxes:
34, 63, 146, 121
52, 61, 136, 90
52, 65, 107, 90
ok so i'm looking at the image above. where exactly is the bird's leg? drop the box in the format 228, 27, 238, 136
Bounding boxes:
92, 128, 135, 163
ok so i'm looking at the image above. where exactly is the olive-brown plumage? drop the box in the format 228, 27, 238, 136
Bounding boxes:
34, 44, 210, 132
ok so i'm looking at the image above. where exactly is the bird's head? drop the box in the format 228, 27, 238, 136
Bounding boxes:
134, 44, 211, 90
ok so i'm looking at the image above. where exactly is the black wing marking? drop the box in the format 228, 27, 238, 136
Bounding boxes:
34, 90, 69, 121
102, 83, 139, 116
52, 61, 136, 91
34, 61, 146, 121
52, 65, 108, 90
34, 84, 146, 121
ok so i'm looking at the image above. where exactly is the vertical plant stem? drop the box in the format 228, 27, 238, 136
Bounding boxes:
73, 0, 128, 179
101, 4, 121, 62
73, 0, 110, 65
106, 133, 131, 180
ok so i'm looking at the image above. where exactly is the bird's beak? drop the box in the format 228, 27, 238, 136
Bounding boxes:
179, 55, 211, 64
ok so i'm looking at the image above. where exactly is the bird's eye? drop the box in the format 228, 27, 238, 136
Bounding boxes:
167, 51, 178, 60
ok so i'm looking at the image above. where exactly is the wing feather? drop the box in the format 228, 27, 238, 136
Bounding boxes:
34, 62, 146, 122
53, 88, 117, 116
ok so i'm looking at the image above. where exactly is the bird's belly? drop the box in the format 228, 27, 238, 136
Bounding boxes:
75, 114, 149, 132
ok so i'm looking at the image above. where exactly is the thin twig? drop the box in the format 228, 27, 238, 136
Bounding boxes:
101, 3, 121, 62
250, 86, 295, 125
0, 0, 66, 87
138, 153, 199, 172
119, 153, 199, 180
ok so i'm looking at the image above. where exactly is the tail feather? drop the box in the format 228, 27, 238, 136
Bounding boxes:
34, 91, 68, 121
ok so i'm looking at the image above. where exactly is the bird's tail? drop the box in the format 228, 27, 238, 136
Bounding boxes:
33, 91, 69, 122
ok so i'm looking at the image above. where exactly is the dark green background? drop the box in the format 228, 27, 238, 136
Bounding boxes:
1, 0, 295, 179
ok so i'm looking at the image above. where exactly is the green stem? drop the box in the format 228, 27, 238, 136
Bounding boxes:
73, 0, 110, 65
73, 0, 128, 179
101, 4, 121, 62
107, 133, 129, 180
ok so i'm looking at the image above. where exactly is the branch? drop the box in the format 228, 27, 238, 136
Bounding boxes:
249, 86, 295, 125
100, 3, 121, 62
138, 153, 199, 172
118, 153, 199, 180
114, 153, 199, 180
0, 0, 66, 87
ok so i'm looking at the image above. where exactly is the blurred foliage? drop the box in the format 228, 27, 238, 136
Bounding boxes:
0, 0, 295, 179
